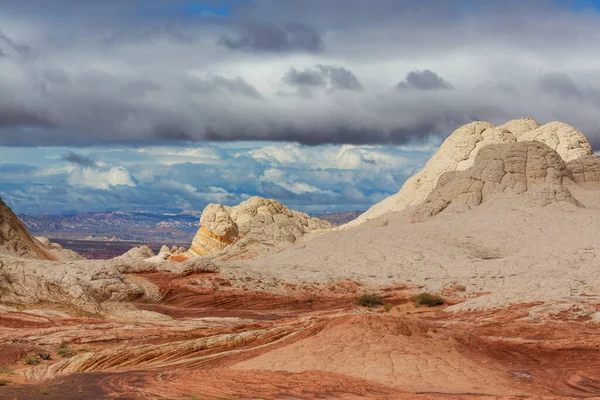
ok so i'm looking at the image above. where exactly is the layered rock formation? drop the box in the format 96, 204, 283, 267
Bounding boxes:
0, 196, 55, 260
188, 197, 332, 258
411, 141, 583, 222
344, 118, 594, 227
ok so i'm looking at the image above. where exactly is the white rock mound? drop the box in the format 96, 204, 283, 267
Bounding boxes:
188, 196, 332, 258
410, 141, 582, 222
344, 118, 593, 227
35, 236, 85, 261
116, 245, 155, 261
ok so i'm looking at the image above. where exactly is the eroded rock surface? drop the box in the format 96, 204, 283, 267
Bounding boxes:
188, 196, 332, 258
35, 236, 85, 261
0, 197, 55, 260
411, 141, 582, 221
345, 118, 592, 227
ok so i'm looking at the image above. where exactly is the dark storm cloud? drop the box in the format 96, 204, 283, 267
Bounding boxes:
188, 75, 262, 99
282, 65, 363, 91
539, 72, 582, 98
1, 0, 600, 148
0, 106, 53, 128
62, 151, 96, 167
218, 22, 324, 53
283, 68, 325, 87
317, 65, 363, 91
397, 70, 453, 91
153, 124, 194, 141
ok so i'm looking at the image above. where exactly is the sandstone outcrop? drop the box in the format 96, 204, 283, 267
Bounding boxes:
344, 118, 592, 227
566, 154, 600, 185
188, 197, 332, 258
0, 254, 216, 313
35, 236, 85, 261
146, 244, 187, 262
517, 121, 593, 162
411, 141, 582, 222
116, 245, 155, 261
0, 197, 55, 260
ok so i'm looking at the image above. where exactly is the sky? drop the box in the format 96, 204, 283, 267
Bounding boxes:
1, 0, 600, 215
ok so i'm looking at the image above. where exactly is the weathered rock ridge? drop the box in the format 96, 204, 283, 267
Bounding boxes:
187, 196, 332, 258
0, 196, 56, 260
345, 117, 594, 227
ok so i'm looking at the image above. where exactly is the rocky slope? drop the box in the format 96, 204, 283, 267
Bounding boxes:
0, 197, 56, 260
186, 196, 332, 259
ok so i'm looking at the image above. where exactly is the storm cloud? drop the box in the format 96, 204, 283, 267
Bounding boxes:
218, 22, 324, 53
0, 0, 599, 148
282, 64, 363, 92
397, 70, 453, 91
62, 151, 96, 167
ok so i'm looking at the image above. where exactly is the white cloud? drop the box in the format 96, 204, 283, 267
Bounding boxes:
67, 167, 137, 190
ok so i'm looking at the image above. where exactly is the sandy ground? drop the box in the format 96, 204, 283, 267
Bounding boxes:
219, 186, 600, 315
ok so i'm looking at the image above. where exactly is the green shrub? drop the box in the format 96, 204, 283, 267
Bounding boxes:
0, 379, 10, 386
24, 356, 40, 365
0, 366, 15, 374
357, 293, 384, 308
383, 303, 393, 312
39, 387, 51, 395
57, 347, 74, 358
412, 292, 445, 308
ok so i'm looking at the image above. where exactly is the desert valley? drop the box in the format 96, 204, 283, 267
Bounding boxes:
2, 117, 600, 399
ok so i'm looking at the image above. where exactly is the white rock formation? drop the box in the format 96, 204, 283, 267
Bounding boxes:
116, 245, 155, 261
411, 141, 582, 222
517, 121, 593, 162
0, 254, 217, 314
344, 118, 593, 227
34, 236, 85, 261
188, 197, 332, 258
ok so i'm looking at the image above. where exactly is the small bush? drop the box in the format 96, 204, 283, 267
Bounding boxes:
412, 292, 445, 308
357, 293, 384, 308
0, 366, 15, 374
38, 353, 52, 361
24, 356, 40, 365
0, 379, 10, 386
39, 387, 51, 395
57, 347, 74, 358
57, 341, 75, 358
383, 303, 393, 312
